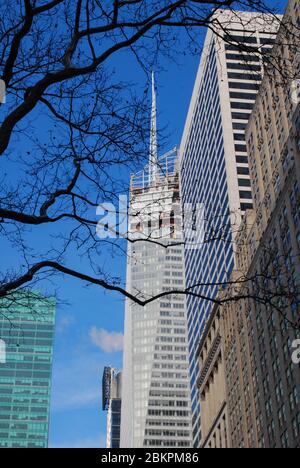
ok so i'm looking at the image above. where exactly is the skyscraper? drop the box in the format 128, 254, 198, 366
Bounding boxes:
180, 9, 280, 446
0, 291, 55, 448
102, 366, 122, 449
223, 0, 300, 447
120, 76, 192, 448
197, 0, 300, 447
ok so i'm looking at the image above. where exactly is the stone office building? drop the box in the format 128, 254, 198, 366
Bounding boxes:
198, 0, 300, 448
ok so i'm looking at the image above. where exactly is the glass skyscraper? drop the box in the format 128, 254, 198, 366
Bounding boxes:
121, 149, 192, 448
120, 76, 192, 448
180, 9, 280, 446
102, 366, 122, 449
0, 291, 55, 448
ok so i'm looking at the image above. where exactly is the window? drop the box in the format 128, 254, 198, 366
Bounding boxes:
227, 62, 261, 72
229, 81, 260, 90
241, 203, 253, 211
232, 112, 251, 121
224, 34, 258, 44
233, 122, 247, 130
236, 156, 248, 164
226, 53, 260, 62
237, 167, 250, 175
230, 92, 257, 100
228, 72, 262, 81
231, 101, 254, 110
235, 144, 248, 152
239, 190, 252, 199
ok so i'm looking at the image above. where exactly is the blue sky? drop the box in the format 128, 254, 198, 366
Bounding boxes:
46, 34, 202, 448
0, 44, 199, 444
0, 0, 287, 448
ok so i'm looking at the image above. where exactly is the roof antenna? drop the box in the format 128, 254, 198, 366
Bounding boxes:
149, 71, 158, 184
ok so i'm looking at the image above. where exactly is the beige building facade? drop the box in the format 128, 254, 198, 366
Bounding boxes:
180, 8, 279, 447
197, 305, 230, 448
199, 0, 300, 448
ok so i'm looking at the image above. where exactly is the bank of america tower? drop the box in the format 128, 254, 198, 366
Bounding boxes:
120, 75, 192, 448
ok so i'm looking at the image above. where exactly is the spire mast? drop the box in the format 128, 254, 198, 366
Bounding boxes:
149, 71, 158, 184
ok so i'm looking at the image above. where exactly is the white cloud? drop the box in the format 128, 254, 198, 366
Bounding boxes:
90, 327, 123, 354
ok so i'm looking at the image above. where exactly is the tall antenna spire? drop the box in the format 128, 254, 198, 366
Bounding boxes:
149, 71, 158, 184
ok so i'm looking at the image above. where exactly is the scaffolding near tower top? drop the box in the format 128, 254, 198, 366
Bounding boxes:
130, 147, 179, 191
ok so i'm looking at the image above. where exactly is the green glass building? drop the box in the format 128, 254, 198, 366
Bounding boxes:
0, 291, 56, 448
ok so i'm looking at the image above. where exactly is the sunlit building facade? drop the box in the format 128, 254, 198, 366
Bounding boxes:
180, 9, 280, 446
121, 76, 192, 448
197, 304, 230, 448
120, 148, 192, 448
193, 0, 300, 448
223, 0, 300, 447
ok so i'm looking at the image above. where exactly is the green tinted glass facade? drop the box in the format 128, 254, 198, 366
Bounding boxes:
0, 292, 55, 448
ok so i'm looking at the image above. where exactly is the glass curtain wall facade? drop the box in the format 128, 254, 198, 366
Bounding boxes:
102, 366, 122, 448
0, 291, 55, 448
120, 149, 192, 448
180, 9, 280, 446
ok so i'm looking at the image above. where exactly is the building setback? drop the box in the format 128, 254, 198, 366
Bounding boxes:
0, 291, 55, 448
180, 9, 280, 446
